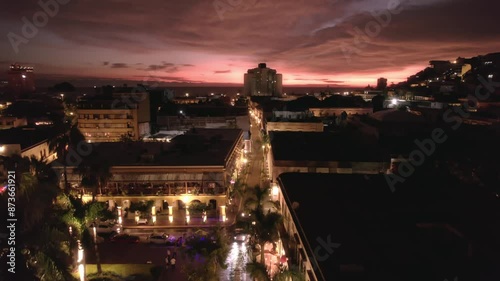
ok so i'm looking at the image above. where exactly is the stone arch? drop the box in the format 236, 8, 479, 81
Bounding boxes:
176, 200, 185, 210
190, 199, 202, 205
209, 199, 217, 210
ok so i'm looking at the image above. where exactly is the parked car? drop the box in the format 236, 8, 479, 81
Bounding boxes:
147, 233, 170, 244
234, 228, 248, 243
110, 233, 140, 243
234, 233, 248, 243
136, 217, 148, 225
93, 224, 119, 235
98, 218, 117, 225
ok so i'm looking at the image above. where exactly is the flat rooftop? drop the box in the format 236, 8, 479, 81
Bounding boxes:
58, 128, 242, 167
0, 127, 59, 150
270, 131, 389, 163
278, 173, 500, 280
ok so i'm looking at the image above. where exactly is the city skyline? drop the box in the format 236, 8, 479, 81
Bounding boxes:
1, 0, 500, 87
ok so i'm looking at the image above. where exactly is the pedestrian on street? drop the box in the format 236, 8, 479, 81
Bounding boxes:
170, 257, 176, 269
165, 256, 170, 269
172, 251, 177, 259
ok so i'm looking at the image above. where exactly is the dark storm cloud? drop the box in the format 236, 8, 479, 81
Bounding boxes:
110, 63, 128, 68
143, 62, 193, 72
131, 75, 205, 84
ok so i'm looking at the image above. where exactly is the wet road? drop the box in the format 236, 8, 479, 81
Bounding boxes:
219, 241, 251, 281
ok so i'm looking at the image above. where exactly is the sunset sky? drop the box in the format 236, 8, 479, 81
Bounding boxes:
1, 0, 500, 87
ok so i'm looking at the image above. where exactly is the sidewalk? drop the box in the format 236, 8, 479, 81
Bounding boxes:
120, 209, 239, 229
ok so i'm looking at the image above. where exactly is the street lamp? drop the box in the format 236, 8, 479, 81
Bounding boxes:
168, 206, 173, 223
117, 206, 122, 225
220, 205, 227, 222
77, 240, 85, 281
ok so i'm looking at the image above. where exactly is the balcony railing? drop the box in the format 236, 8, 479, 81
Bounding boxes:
76, 185, 227, 197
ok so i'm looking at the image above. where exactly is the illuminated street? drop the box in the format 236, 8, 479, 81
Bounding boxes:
219, 241, 251, 281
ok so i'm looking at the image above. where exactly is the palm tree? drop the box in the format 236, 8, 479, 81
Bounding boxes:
0, 156, 79, 281
272, 265, 305, 281
244, 185, 279, 213
75, 156, 112, 202
252, 207, 283, 266
246, 260, 270, 281
49, 123, 85, 193
183, 227, 230, 280
247, 259, 304, 281
242, 185, 283, 266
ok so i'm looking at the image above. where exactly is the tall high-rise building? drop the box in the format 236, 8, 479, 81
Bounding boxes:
7, 64, 35, 95
244, 63, 282, 97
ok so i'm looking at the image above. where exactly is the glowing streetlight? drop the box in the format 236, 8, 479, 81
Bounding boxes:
77, 240, 85, 281
152, 215, 157, 224
92, 226, 97, 243
202, 211, 207, 223
220, 206, 227, 222
117, 206, 122, 225
168, 206, 173, 223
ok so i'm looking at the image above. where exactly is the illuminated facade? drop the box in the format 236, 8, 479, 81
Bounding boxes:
76, 92, 151, 142
7, 64, 35, 94
54, 128, 245, 211
244, 63, 283, 97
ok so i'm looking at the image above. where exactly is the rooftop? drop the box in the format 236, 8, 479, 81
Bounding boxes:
270, 131, 389, 163
58, 128, 242, 167
0, 127, 59, 150
278, 173, 500, 281
370, 108, 426, 123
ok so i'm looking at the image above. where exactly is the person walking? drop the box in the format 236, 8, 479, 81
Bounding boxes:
170, 257, 176, 270
165, 256, 170, 270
